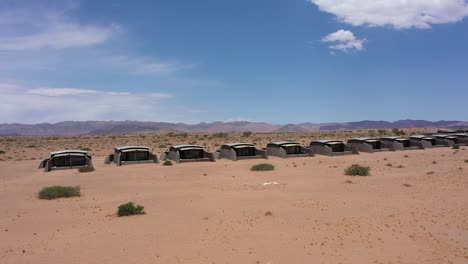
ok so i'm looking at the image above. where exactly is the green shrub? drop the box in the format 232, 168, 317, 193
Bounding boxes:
80, 147, 92, 151
117, 202, 145, 217
0, 150, 5, 154
26, 144, 37, 148
38, 186, 80, 200
452, 144, 460, 149
163, 160, 173, 166
78, 166, 95, 173
251, 163, 275, 171
345, 164, 370, 176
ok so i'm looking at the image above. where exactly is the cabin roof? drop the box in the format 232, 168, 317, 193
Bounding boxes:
381, 136, 401, 140
312, 140, 343, 144
172, 144, 204, 149
410, 135, 434, 139
270, 141, 300, 146
453, 133, 468, 137
223, 142, 255, 148
116, 146, 149, 151
50, 150, 88, 156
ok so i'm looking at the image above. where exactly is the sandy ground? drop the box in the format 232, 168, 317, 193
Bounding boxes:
0, 147, 467, 264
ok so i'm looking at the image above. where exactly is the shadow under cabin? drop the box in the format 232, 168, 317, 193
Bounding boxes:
347, 138, 394, 152
105, 146, 159, 166
215, 142, 267, 161
160, 144, 216, 163
266, 141, 313, 158
38, 150, 93, 172
309, 140, 358, 156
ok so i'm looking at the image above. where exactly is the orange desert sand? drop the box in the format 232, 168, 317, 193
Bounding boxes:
1, 147, 468, 263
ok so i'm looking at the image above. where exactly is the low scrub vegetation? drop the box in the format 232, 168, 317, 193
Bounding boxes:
0, 150, 5, 154
452, 144, 460, 149
251, 163, 275, 171
345, 164, 370, 176
38, 186, 80, 200
117, 202, 145, 217
78, 166, 95, 173
163, 160, 173, 166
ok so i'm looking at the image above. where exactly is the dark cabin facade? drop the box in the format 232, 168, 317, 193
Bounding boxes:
38, 150, 93, 172
432, 134, 461, 146
310, 140, 358, 156
347, 138, 393, 153
380, 136, 423, 151
105, 146, 159, 166
409, 135, 447, 148
216, 143, 267, 161
266, 141, 312, 158
161, 144, 216, 163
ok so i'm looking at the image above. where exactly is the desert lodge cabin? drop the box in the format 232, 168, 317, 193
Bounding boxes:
216, 143, 267, 161
431, 134, 463, 146
39, 150, 93, 172
160, 144, 216, 163
309, 140, 358, 156
347, 138, 392, 152
380, 136, 423, 150
266, 141, 312, 158
409, 135, 447, 148
105, 146, 159, 166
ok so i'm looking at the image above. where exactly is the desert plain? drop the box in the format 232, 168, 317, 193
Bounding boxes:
0, 131, 467, 264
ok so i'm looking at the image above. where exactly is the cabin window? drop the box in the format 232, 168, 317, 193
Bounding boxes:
180, 149, 204, 159
235, 147, 255, 157
284, 146, 302, 154
366, 141, 381, 149
121, 151, 149, 161
397, 140, 411, 147
329, 143, 345, 152
52, 155, 86, 167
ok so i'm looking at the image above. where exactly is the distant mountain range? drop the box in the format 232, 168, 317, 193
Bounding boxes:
0, 120, 467, 135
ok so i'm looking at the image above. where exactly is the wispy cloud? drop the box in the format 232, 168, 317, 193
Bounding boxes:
310, 0, 468, 29
0, 83, 177, 123
0, 5, 117, 50
322, 30, 366, 52
100, 55, 196, 75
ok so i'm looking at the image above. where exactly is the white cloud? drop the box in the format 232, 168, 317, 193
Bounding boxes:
322, 30, 366, 52
100, 55, 196, 75
0, 84, 181, 123
310, 0, 468, 29
0, 5, 116, 50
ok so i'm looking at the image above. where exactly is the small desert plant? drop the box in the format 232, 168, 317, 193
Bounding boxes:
397, 165, 404, 168
242, 131, 253, 137
26, 144, 37, 148
344, 164, 370, 176
251, 163, 275, 171
78, 166, 95, 173
452, 144, 460, 149
158, 144, 167, 148
464, 160, 468, 163
117, 202, 145, 217
80, 147, 92, 151
163, 160, 173, 166
386, 163, 393, 167
432, 161, 437, 164
404, 155, 409, 158
0, 150, 5, 154
38, 186, 80, 200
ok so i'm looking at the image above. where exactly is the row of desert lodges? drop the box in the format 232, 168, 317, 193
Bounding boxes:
38, 131, 468, 172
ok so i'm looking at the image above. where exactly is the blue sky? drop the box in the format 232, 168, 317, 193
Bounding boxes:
1, 0, 467, 124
